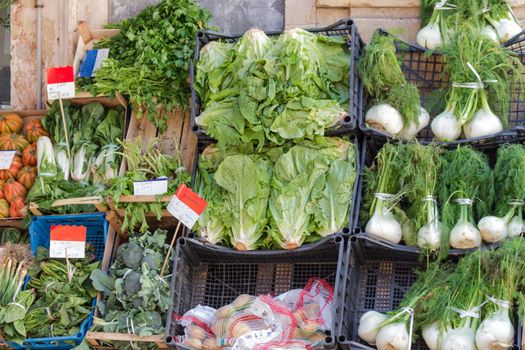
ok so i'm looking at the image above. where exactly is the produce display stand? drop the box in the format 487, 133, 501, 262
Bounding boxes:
165, 236, 346, 350
359, 29, 525, 145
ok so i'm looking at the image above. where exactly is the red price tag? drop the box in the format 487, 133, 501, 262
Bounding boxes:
47, 66, 75, 100
167, 184, 207, 229
49, 225, 87, 258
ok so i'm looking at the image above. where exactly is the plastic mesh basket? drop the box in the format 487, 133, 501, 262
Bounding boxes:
165, 236, 345, 350
337, 234, 523, 350
189, 18, 364, 139
353, 135, 520, 256
16, 212, 109, 350
185, 135, 362, 247
359, 30, 525, 145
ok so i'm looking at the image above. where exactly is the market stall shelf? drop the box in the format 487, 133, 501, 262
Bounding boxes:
85, 333, 168, 349
359, 30, 525, 145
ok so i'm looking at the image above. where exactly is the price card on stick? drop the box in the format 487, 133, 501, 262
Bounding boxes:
167, 184, 207, 229
46, 66, 75, 100
133, 178, 168, 196
0, 151, 16, 170
49, 225, 87, 259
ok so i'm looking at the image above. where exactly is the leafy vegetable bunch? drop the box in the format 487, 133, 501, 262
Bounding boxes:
195, 136, 357, 250
195, 28, 351, 147
90, 230, 172, 349
81, 0, 210, 132
20, 247, 99, 341
105, 138, 190, 233
27, 101, 124, 217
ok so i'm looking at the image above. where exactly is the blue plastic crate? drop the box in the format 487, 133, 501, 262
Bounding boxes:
0, 213, 108, 350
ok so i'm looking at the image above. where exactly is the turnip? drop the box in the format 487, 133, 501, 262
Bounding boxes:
449, 199, 482, 249
375, 322, 410, 350
431, 108, 462, 141
478, 206, 516, 244
422, 322, 442, 350
397, 107, 430, 140
463, 93, 503, 139
475, 307, 514, 350
365, 104, 404, 135
358, 310, 388, 345
366, 193, 403, 244
442, 327, 477, 350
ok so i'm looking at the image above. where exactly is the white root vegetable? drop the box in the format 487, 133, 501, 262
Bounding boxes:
417, 22, 443, 50
358, 310, 388, 345
480, 25, 500, 42
417, 196, 442, 251
493, 18, 522, 43
431, 108, 462, 141
397, 107, 430, 140
449, 199, 482, 249
475, 308, 514, 350
365, 104, 404, 135
478, 206, 515, 243
366, 194, 403, 244
463, 97, 503, 139
442, 327, 477, 350
375, 322, 410, 350
422, 322, 442, 350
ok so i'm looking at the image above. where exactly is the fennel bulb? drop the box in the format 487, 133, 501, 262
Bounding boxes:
358, 310, 388, 345
431, 108, 462, 141
478, 206, 515, 243
375, 322, 410, 350
422, 322, 442, 350
397, 107, 430, 140
480, 25, 499, 43
365, 194, 403, 244
463, 97, 503, 139
417, 22, 443, 50
508, 204, 524, 238
493, 18, 522, 43
417, 196, 442, 251
442, 327, 477, 350
449, 199, 482, 249
475, 308, 514, 350
365, 104, 404, 135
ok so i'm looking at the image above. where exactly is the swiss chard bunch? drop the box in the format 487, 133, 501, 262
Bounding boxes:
90, 230, 172, 349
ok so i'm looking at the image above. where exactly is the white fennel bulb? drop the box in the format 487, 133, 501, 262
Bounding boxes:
375, 322, 410, 350
442, 327, 477, 350
422, 322, 442, 350
397, 107, 430, 140
463, 98, 503, 139
358, 311, 388, 345
431, 108, 462, 141
494, 18, 522, 43
508, 213, 524, 238
417, 22, 443, 49
366, 194, 403, 244
449, 199, 482, 249
475, 308, 514, 350
478, 206, 515, 243
480, 25, 500, 42
365, 104, 404, 135
417, 196, 442, 251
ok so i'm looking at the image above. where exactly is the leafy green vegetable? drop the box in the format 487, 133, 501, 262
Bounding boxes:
493, 144, 525, 215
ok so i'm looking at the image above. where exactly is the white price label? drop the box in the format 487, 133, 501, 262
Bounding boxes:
47, 82, 76, 100
167, 195, 200, 229
133, 179, 168, 196
0, 151, 16, 170
49, 240, 86, 259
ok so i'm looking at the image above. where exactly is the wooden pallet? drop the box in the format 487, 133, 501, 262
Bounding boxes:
85, 332, 168, 349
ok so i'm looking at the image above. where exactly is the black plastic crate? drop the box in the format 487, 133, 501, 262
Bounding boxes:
337, 234, 523, 350
185, 134, 362, 246
353, 135, 520, 256
359, 30, 525, 145
189, 18, 364, 139
165, 235, 345, 349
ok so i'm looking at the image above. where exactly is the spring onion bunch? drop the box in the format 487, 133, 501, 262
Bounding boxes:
431, 24, 523, 140
358, 32, 428, 139
437, 146, 494, 249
